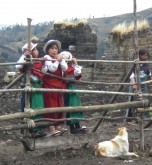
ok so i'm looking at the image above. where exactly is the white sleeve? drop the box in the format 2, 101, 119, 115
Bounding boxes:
60, 59, 68, 71
72, 64, 82, 76
15, 55, 26, 69
42, 64, 48, 73
42, 55, 59, 72
48, 61, 59, 72
130, 73, 135, 79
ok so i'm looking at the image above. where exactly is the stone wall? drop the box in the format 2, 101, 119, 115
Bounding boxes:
38, 22, 97, 60
92, 27, 152, 104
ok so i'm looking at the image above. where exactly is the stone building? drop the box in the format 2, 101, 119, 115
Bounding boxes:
38, 22, 97, 59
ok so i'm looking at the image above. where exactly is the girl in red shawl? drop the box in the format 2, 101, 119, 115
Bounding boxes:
16, 42, 45, 138
42, 40, 68, 136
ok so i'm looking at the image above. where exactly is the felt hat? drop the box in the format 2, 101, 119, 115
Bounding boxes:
60, 51, 72, 60
43, 39, 61, 53
22, 42, 37, 52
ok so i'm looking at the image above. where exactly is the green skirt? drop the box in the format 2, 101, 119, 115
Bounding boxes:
68, 86, 84, 124
30, 81, 44, 131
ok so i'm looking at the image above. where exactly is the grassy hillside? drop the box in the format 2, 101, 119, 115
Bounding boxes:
0, 8, 152, 63
89, 8, 152, 42
88, 8, 152, 58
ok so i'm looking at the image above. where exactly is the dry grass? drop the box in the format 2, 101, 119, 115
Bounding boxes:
112, 19, 150, 36
112, 22, 128, 37
55, 18, 88, 27
111, 19, 150, 43
128, 19, 150, 32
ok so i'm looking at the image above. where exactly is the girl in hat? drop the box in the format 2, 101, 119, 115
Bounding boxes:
16, 41, 45, 138
42, 39, 68, 136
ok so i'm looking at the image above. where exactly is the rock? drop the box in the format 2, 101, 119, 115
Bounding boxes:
0, 139, 25, 161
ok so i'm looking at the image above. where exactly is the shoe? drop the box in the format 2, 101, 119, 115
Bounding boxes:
55, 126, 68, 134
70, 128, 84, 134
82, 126, 88, 130
81, 126, 88, 134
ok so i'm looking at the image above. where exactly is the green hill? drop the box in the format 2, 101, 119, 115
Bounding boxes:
0, 8, 152, 63
89, 7, 152, 41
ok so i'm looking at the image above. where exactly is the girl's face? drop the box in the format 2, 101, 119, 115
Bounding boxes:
47, 44, 59, 57
140, 54, 149, 61
31, 48, 39, 58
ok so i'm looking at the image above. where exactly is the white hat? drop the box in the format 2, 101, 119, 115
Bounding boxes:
60, 51, 72, 60
43, 39, 61, 53
22, 42, 37, 52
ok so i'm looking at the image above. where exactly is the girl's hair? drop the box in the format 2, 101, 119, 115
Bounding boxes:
46, 42, 59, 53
139, 48, 149, 57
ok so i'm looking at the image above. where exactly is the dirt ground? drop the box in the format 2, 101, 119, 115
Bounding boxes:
1, 118, 152, 165
1, 82, 152, 165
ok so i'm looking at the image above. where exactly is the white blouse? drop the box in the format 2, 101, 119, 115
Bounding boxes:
42, 55, 68, 73
15, 54, 26, 69
72, 64, 82, 76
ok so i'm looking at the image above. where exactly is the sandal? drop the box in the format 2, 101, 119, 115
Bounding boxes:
45, 130, 61, 137
45, 126, 61, 137
55, 126, 68, 134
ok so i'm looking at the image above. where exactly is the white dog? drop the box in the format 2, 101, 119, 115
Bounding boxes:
95, 127, 139, 157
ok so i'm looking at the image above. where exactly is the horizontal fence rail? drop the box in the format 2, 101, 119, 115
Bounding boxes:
25, 58, 152, 64
1, 87, 152, 97
0, 100, 149, 121
1, 59, 152, 67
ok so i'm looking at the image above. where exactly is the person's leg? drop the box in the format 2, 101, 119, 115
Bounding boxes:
141, 85, 150, 119
21, 92, 25, 134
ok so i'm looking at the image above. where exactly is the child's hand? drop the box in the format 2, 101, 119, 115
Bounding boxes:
72, 57, 78, 65
23, 50, 31, 56
43, 56, 50, 61
56, 55, 63, 62
132, 84, 137, 90
42, 57, 46, 63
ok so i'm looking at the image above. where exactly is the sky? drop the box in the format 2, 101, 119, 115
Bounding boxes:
1, 0, 152, 26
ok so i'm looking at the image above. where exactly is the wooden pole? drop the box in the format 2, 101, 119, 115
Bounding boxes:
0, 116, 138, 132
32, 68, 132, 86
27, 18, 32, 51
25, 18, 32, 110
137, 107, 152, 113
0, 73, 25, 97
0, 100, 149, 122
138, 118, 144, 151
0, 62, 33, 66
24, 18, 32, 137
34, 68, 152, 86
1, 88, 152, 97
0, 59, 152, 67
25, 58, 152, 64
133, 0, 141, 98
